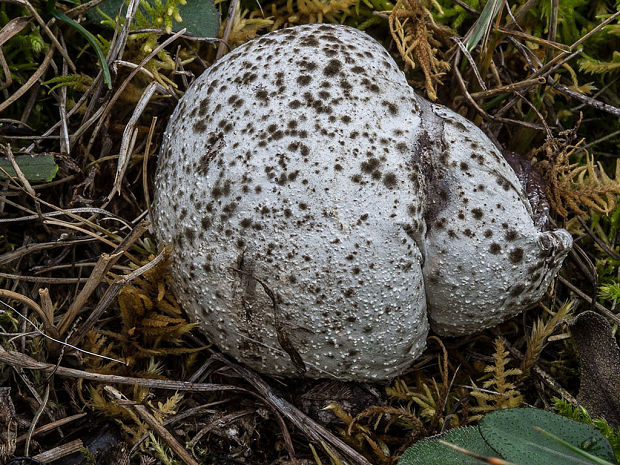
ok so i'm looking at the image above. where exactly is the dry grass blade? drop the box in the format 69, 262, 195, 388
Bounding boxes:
0, 344, 248, 393
58, 221, 149, 336
105, 386, 201, 465
68, 244, 166, 346
2, 145, 45, 221
0, 289, 53, 332
16, 413, 87, 444
495, 26, 570, 52
105, 0, 141, 65
463, 0, 504, 53
24, 383, 49, 456
470, 77, 546, 99
0, 16, 31, 48
0, 48, 12, 93
451, 36, 486, 90
143, 117, 157, 226
0, 237, 95, 267
109, 82, 168, 204
212, 353, 373, 465
0, 45, 55, 114
217, 0, 239, 59
31, 439, 84, 463
0, 206, 123, 224
85, 28, 184, 157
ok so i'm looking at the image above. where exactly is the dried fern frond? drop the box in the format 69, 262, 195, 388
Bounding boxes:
536, 133, 620, 217
354, 405, 425, 433
238, 0, 357, 40
116, 254, 197, 349
385, 338, 460, 430
284, 0, 358, 24
324, 403, 392, 461
578, 51, 620, 76
221, 6, 274, 48
470, 337, 523, 420
387, 377, 444, 422
520, 301, 574, 380
387, 0, 451, 100
88, 386, 151, 442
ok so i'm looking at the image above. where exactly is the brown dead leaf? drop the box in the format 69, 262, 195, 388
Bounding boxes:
570, 310, 620, 427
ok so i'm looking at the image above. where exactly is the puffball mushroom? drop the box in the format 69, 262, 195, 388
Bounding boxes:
152, 24, 572, 381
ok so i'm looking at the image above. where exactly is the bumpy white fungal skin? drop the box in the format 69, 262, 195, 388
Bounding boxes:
418, 106, 572, 336
153, 24, 572, 381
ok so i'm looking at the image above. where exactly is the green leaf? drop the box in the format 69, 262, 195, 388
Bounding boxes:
480, 408, 618, 465
464, 0, 503, 52
46, 1, 112, 89
0, 154, 58, 182
398, 426, 499, 465
87, 0, 219, 38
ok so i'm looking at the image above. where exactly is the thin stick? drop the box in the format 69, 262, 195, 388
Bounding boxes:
24, 383, 50, 456
85, 29, 183, 158
217, 0, 238, 59
547, 77, 620, 117
68, 245, 164, 346
0, 44, 54, 114
16, 413, 87, 443
58, 221, 149, 336
558, 276, 620, 326
213, 353, 373, 465
470, 77, 546, 99
143, 117, 157, 227
0, 344, 247, 393
105, 386, 201, 465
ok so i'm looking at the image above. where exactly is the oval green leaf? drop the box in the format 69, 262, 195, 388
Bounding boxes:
398, 426, 500, 465
480, 408, 617, 465
87, 0, 219, 39
0, 154, 58, 183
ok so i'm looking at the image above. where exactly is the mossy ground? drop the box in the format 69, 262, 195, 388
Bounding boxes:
0, 0, 619, 463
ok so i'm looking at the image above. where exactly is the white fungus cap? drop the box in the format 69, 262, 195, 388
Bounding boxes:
418, 106, 572, 336
152, 24, 572, 381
